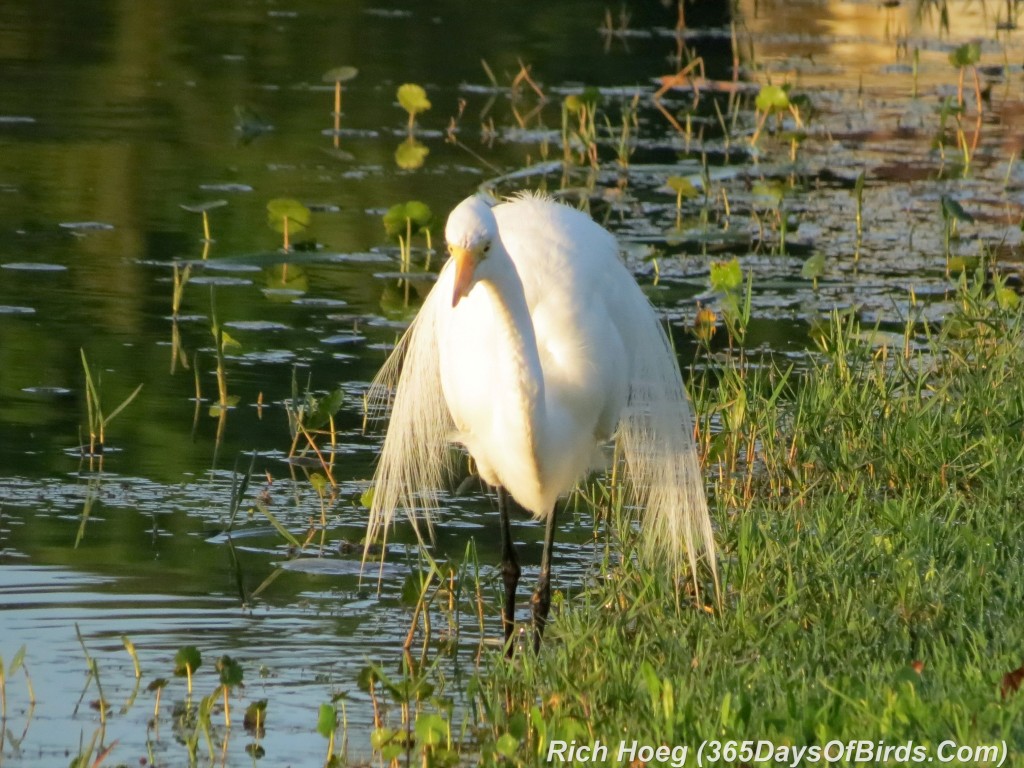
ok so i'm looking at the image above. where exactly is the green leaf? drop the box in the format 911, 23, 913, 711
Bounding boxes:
397, 83, 431, 116
266, 198, 311, 234
383, 201, 433, 238
801, 252, 826, 281
756, 84, 791, 113
994, 285, 1020, 309
941, 195, 974, 223
395, 137, 429, 170
317, 703, 337, 739
495, 733, 519, 758
306, 388, 345, 430
244, 699, 267, 731
310, 473, 328, 494
370, 726, 397, 749
180, 200, 228, 214
414, 713, 447, 747
666, 176, 699, 199
173, 646, 202, 677
709, 258, 743, 293
948, 41, 981, 68
217, 655, 244, 687
360, 486, 375, 509
564, 86, 601, 114
322, 66, 358, 83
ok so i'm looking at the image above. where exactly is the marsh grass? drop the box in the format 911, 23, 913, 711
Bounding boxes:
437, 269, 1024, 764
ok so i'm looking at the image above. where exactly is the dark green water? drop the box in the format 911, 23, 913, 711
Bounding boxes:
1, 0, 1023, 765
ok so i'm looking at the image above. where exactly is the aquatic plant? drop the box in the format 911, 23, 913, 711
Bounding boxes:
397, 83, 431, 134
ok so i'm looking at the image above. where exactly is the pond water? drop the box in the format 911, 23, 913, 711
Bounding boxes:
1, 0, 1023, 765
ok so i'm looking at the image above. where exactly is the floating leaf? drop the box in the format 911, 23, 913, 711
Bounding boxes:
801, 252, 826, 281
666, 176, 699, 199
948, 41, 981, 68
756, 84, 790, 113
940, 195, 974, 223
395, 137, 429, 170
266, 198, 311, 234
709, 258, 743, 293
180, 200, 228, 214
322, 66, 358, 83
397, 83, 431, 116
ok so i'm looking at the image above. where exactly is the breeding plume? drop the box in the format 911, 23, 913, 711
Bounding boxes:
366, 193, 716, 652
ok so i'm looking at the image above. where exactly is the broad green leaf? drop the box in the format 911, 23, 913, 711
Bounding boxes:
174, 646, 202, 677
397, 83, 431, 116
709, 258, 743, 293
666, 175, 699, 199
395, 137, 429, 170
317, 703, 337, 738
322, 66, 358, 83
564, 86, 601, 114
217, 655, 244, 687
941, 195, 974, 223
383, 201, 433, 238
948, 41, 981, 68
801, 252, 826, 281
495, 733, 519, 758
266, 198, 311, 234
180, 200, 228, 214
414, 713, 447, 746
756, 84, 790, 113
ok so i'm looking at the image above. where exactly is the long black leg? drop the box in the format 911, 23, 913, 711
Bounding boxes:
531, 504, 558, 653
497, 486, 521, 657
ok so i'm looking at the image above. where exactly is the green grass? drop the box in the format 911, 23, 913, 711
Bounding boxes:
443, 271, 1024, 766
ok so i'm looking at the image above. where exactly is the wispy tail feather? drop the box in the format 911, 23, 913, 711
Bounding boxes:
617, 298, 719, 602
364, 283, 456, 557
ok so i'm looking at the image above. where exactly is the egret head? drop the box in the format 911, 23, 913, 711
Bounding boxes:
445, 196, 498, 307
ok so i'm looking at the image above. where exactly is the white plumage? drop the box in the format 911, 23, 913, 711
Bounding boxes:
366, 193, 716, 650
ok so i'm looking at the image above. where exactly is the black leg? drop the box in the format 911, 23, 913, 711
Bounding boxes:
531, 504, 558, 653
497, 486, 521, 657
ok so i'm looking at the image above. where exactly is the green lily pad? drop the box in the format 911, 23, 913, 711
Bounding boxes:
397, 83, 431, 116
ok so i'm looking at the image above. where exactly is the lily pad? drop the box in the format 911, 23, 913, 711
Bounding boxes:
322, 66, 358, 83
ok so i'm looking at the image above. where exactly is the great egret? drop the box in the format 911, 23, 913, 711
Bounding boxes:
366, 193, 716, 653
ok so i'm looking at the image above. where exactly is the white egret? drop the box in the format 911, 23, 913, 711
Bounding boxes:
366, 193, 716, 653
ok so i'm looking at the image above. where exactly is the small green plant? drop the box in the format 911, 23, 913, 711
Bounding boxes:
562, 87, 602, 166
266, 198, 311, 252
383, 200, 434, 268
173, 646, 202, 696
940, 194, 974, 270
751, 83, 803, 145
0, 646, 35, 720
180, 199, 227, 245
397, 83, 431, 134
322, 66, 358, 147
80, 349, 144, 457
666, 175, 699, 229
318, 702, 339, 765
216, 655, 244, 727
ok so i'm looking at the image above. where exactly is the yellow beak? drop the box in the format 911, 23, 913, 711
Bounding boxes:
450, 245, 478, 307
